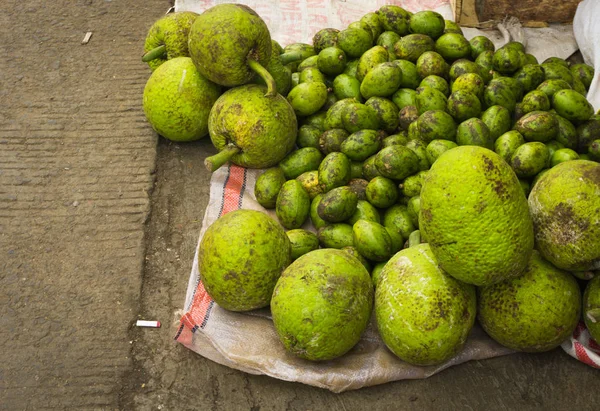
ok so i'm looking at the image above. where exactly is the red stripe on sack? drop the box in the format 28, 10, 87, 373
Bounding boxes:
574, 341, 600, 369
588, 336, 600, 354
574, 322, 585, 339
181, 281, 214, 331
220, 165, 246, 217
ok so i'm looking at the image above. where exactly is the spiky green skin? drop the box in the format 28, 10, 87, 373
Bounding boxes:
583, 276, 600, 342
420, 146, 534, 286
144, 12, 199, 71
143, 57, 221, 142
208, 84, 297, 168
376, 243, 476, 365
478, 251, 581, 352
271, 249, 374, 361
529, 160, 600, 271
199, 210, 291, 311
188, 4, 271, 86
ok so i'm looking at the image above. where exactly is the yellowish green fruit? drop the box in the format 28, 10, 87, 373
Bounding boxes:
583, 276, 600, 343
198, 209, 291, 311
271, 249, 373, 361
420, 146, 534, 286
375, 243, 476, 365
528, 160, 600, 271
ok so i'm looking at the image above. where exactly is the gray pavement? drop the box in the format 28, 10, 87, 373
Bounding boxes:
0, 1, 599, 410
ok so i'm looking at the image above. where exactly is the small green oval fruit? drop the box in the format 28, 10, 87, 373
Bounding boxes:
365, 176, 399, 209
353, 219, 394, 261
456, 118, 493, 149
347, 199, 381, 225
317, 223, 354, 248
296, 170, 324, 200
279, 147, 323, 179
287, 82, 328, 117
318, 152, 352, 192
375, 145, 420, 180
276, 180, 311, 229
435, 33, 471, 62
286, 229, 319, 260
394, 34, 435, 63
317, 46, 347, 76
552, 89, 594, 122
417, 110, 457, 143
510, 142, 550, 178
514, 111, 558, 143
254, 167, 286, 209
494, 130, 525, 163
317, 186, 359, 223
409, 10, 445, 39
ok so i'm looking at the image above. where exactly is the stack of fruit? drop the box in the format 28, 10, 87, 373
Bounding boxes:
142, 4, 600, 366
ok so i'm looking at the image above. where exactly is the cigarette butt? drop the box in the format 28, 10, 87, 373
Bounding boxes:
82, 32, 93, 44
136, 320, 161, 328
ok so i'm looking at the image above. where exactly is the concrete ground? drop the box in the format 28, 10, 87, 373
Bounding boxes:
1, 1, 599, 410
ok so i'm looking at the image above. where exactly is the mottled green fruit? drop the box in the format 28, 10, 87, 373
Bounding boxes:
456, 118, 493, 149
296, 170, 324, 200
545, 140, 564, 159
520, 90, 550, 114
377, 5, 411, 35
399, 105, 419, 130
409, 10, 445, 39
417, 110, 456, 143
312, 28, 339, 53
318, 128, 348, 154
340, 129, 383, 161
572, 76, 588, 95
254, 167, 286, 209
342, 246, 372, 272
343, 59, 359, 77
391, 60, 420, 89
376, 243, 476, 365
279, 147, 323, 179
143, 11, 198, 71
576, 115, 600, 152
475, 50, 493, 72
287, 229, 319, 260
341, 102, 380, 133
332, 74, 362, 101
338, 28, 373, 59
287, 82, 328, 116
362, 154, 383, 180
571, 63, 594, 89
276, 180, 311, 229
348, 199, 381, 225
383, 132, 410, 147
514, 64, 545, 93
317, 47, 347, 76
529, 160, 600, 271
353, 220, 393, 261
435, 33, 471, 62
271, 249, 373, 361
470, 35, 495, 59
324, 98, 357, 130
383, 204, 415, 242
290, 72, 300, 88
493, 46, 524, 74
583, 276, 600, 343
317, 223, 354, 249
361, 12, 383, 40
452, 73, 484, 99
143, 57, 221, 142
407, 121, 420, 141
551, 148, 579, 167
426, 139, 457, 164
375, 145, 420, 180
483, 78, 518, 112
360, 62, 402, 99
297, 55, 319, 72
302, 112, 327, 131
394, 34, 435, 63
392, 88, 417, 109
400, 171, 427, 197
447, 90, 481, 123
206, 84, 296, 170
297, 125, 321, 149
318, 152, 352, 192
542, 62, 574, 86
444, 19, 463, 34
481, 105, 511, 140
478, 251, 581, 352
416, 51, 449, 80
494, 130, 525, 164
554, 115, 578, 150
494, 76, 524, 100
318, 186, 358, 223
407, 196, 421, 227
416, 86, 448, 115
537, 79, 572, 100
310, 195, 328, 229
365, 97, 399, 133
199, 209, 290, 311
188, 4, 271, 87
406, 139, 431, 171
420, 75, 449, 96
510, 142, 550, 178
366, 176, 399, 209
356, 46, 389, 82
514, 111, 558, 143
451, 58, 485, 81
552, 89, 594, 122
298, 67, 326, 84
590, 140, 600, 161
349, 163, 365, 180
420, 146, 534, 286
377, 31, 401, 55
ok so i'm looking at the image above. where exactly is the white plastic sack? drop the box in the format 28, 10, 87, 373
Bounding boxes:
574, 0, 600, 111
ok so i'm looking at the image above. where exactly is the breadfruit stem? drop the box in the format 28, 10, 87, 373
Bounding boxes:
408, 230, 421, 248
587, 308, 600, 324
142, 45, 167, 62
279, 51, 305, 65
204, 145, 241, 172
248, 59, 277, 97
